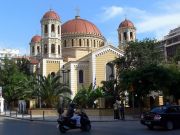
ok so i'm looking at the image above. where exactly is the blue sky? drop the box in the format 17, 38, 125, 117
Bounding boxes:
0, 0, 180, 55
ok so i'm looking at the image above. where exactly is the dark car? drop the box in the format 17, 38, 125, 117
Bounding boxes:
140, 105, 180, 130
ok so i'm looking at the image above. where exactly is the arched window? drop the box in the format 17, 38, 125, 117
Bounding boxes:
51, 44, 55, 53
64, 40, 66, 47
106, 62, 114, 81
130, 32, 133, 39
51, 24, 55, 32
37, 46, 40, 53
124, 32, 127, 40
45, 25, 48, 33
51, 72, 55, 77
58, 45, 60, 54
72, 39, 74, 47
79, 70, 84, 83
79, 39, 82, 46
94, 40, 96, 47
58, 25, 60, 34
87, 39, 89, 47
32, 46, 34, 53
44, 44, 47, 54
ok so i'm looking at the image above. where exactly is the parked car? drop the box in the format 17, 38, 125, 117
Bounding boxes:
140, 105, 180, 130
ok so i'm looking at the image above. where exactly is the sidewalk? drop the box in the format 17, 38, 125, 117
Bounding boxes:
0, 111, 140, 122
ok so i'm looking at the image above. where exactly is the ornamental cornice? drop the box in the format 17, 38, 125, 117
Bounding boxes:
62, 33, 105, 40
93, 45, 124, 58
71, 62, 89, 70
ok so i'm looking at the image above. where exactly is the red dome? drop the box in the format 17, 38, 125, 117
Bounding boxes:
62, 16, 102, 36
119, 19, 134, 28
31, 35, 41, 43
42, 10, 60, 20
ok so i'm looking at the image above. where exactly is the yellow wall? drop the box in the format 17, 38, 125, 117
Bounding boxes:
77, 67, 90, 91
96, 51, 118, 87
46, 60, 61, 76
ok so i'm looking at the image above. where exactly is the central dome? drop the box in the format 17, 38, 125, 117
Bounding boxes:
62, 16, 102, 36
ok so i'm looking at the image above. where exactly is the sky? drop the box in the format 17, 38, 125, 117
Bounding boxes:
0, 0, 180, 55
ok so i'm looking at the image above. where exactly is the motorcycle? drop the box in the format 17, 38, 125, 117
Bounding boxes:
57, 111, 91, 133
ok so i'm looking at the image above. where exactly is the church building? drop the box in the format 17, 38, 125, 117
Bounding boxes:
29, 10, 136, 98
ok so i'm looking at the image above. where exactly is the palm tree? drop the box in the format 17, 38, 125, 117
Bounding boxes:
37, 74, 71, 108
73, 84, 104, 108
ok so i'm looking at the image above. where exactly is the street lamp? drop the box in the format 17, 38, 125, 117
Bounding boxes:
37, 63, 41, 108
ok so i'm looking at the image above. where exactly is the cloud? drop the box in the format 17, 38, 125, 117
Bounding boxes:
137, 13, 180, 33
0, 41, 28, 55
100, 6, 123, 21
100, 1, 180, 41
99, 6, 146, 22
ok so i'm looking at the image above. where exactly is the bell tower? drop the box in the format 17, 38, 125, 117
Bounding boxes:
30, 35, 41, 58
40, 10, 63, 77
41, 9, 62, 58
118, 19, 136, 50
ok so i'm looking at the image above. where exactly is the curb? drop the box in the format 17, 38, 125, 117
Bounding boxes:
0, 115, 140, 123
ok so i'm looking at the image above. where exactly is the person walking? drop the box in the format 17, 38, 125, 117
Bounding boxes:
120, 102, 125, 120
113, 102, 120, 119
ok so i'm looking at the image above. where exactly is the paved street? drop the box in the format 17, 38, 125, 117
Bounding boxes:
1, 117, 180, 135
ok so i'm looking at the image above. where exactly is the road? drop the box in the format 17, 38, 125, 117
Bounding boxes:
0, 117, 180, 135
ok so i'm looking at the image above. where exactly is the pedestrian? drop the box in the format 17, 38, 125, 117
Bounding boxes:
113, 102, 120, 119
120, 102, 125, 120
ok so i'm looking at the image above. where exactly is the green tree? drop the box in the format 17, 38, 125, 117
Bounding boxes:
37, 74, 71, 108
73, 84, 104, 108
115, 39, 163, 71
114, 39, 166, 110
16, 58, 31, 75
0, 57, 33, 107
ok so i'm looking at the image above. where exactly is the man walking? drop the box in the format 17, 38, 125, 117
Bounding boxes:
120, 102, 125, 120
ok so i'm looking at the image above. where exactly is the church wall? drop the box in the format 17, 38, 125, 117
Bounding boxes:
77, 66, 90, 90
46, 60, 62, 76
95, 51, 118, 87
75, 50, 90, 60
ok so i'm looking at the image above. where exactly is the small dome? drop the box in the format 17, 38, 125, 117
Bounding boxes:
31, 35, 41, 43
62, 16, 102, 36
42, 10, 60, 20
119, 19, 134, 28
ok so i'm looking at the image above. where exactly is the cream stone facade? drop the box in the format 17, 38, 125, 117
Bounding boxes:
29, 10, 136, 98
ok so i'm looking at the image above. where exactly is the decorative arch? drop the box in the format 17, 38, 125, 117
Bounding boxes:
58, 25, 60, 34
79, 70, 84, 83
44, 44, 47, 54
106, 62, 114, 81
51, 72, 55, 77
51, 24, 55, 32
51, 44, 55, 53
45, 24, 48, 33
32, 46, 34, 54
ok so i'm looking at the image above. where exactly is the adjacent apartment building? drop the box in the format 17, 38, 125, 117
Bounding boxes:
163, 26, 180, 61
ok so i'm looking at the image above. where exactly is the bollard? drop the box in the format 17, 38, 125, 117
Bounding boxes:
43, 111, 45, 120
30, 110, 32, 120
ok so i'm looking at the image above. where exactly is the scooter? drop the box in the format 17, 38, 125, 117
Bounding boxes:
57, 112, 91, 133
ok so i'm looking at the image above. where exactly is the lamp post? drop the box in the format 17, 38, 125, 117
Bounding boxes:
37, 63, 41, 108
